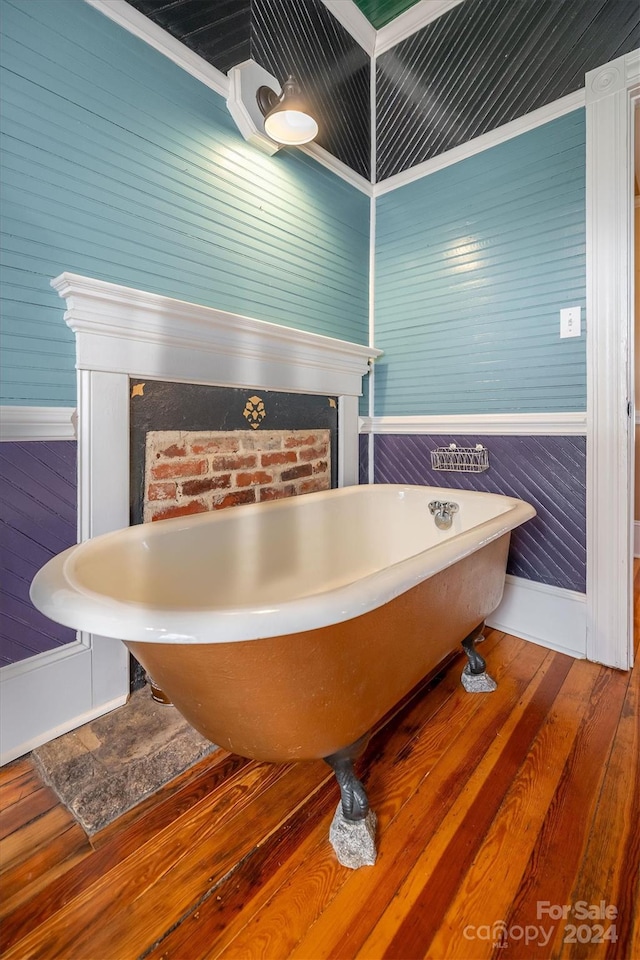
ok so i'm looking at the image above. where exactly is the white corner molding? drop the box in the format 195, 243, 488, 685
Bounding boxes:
585, 50, 639, 671
487, 576, 587, 660
635, 522, 640, 558
301, 141, 373, 194
321, 0, 463, 57
320, 0, 376, 56
359, 412, 587, 436
375, 89, 586, 195
0, 406, 76, 441
375, 0, 464, 55
84, 0, 229, 98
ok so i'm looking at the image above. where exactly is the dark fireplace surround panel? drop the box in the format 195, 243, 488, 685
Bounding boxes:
130, 380, 339, 524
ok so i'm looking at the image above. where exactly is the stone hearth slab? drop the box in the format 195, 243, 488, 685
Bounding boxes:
32, 686, 216, 834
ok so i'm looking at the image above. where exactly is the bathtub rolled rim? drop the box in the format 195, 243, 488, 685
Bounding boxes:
30, 485, 536, 645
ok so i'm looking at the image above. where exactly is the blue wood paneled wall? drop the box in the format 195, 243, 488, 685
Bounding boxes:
0, 0, 369, 407
374, 111, 586, 416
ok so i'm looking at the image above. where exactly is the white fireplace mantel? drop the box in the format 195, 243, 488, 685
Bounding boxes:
51, 273, 381, 541
52, 273, 380, 401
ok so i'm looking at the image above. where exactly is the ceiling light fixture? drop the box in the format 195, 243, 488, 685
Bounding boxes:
257, 75, 318, 146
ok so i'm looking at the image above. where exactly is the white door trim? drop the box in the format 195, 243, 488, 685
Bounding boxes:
585, 50, 640, 669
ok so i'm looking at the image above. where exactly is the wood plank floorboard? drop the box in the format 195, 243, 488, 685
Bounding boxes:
1, 612, 638, 960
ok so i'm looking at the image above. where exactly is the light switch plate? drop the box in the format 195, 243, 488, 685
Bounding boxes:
560, 306, 581, 339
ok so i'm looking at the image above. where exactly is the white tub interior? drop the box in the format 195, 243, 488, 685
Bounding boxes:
67, 485, 515, 610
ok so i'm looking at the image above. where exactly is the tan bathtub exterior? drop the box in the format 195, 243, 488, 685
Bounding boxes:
127, 534, 510, 762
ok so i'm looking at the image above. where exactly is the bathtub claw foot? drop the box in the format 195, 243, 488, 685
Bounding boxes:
324, 736, 370, 821
461, 622, 497, 693
329, 802, 377, 869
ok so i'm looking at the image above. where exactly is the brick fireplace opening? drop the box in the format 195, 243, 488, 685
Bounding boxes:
144, 429, 331, 522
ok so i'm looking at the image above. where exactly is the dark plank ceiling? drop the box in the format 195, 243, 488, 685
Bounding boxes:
127, 0, 251, 74
251, 0, 370, 179
124, 0, 639, 184
376, 0, 640, 180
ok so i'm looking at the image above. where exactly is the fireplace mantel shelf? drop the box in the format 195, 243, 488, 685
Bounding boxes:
51, 273, 381, 398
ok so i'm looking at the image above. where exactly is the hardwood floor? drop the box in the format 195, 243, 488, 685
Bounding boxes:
1, 594, 639, 959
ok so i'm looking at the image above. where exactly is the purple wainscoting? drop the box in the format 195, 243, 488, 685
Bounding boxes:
373, 434, 586, 593
359, 433, 369, 485
0, 441, 77, 666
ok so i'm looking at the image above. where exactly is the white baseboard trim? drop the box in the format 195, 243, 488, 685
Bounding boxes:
0, 695, 128, 767
359, 412, 587, 436
635, 522, 640, 558
0, 639, 129, 765
487, 575, 587, 660
0, 406, 76, 442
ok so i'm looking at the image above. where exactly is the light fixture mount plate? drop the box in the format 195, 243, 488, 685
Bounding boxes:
256, 85, 279, 117
226, 60, 282, 156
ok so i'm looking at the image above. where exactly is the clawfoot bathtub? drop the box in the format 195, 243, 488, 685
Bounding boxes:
31, 484, 535, 866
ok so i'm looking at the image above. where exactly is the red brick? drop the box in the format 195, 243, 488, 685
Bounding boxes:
298, 444, 329, 463
151, 500, 208, 522
261, 451, 297, 467
236, 470, 273, 487
210, 454, 257, 471
154, 443, 186, 459
190, 437, 240, 454
284, 434, 320, 449
241, 434, 283, 451
281, 463, 313, 482
147, 482, 177, 502
300, 477, 330, 495
214, 490, 256, 510
259, 485, 296, 501
151, 459, 208, 480
181, 475, 231, 496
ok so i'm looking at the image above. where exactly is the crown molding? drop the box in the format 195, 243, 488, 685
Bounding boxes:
85, 0, 229, 97
375, 0, 465, 55
0, 406, 76, 442
320, 0, 376, 56
359, 412, 587, 436
300, 141, 373, 193
375, 88, 586, 195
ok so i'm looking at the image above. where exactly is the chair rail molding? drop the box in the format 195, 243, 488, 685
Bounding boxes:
585, 49, 639, 670
359, 412, 587, 436
0, 406, 76, 442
